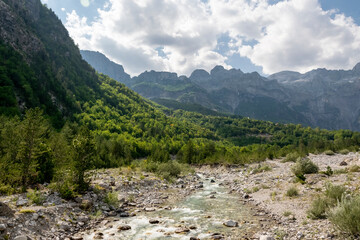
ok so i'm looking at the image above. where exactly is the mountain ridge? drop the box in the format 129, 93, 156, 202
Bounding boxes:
81, 49, 360, 131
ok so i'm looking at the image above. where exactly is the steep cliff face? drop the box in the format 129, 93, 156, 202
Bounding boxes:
0, 0, 44, 60
80, 50, 131, 84
269, 65, 360, 130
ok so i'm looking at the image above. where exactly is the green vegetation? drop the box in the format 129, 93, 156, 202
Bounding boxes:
324, 150, 335, 156
329, 195, 360, 236
104, 191, 119, 207
291, 158, 319, 182
307, 183, 347, 220
286, 186, 299, 197
27, 189, 46, 205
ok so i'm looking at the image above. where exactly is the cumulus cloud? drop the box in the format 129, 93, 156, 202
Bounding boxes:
65, 0, 360, 76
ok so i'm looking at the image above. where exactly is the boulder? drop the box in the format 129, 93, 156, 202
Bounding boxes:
149, 219, 160, 224
0, 201, 14, 217
118, 225, 131, 231
223, 220, 238, 227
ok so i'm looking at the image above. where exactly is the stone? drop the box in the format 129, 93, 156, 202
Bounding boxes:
80, 199, 92, 210
149, 219, 160, 224
223, 220, 238, 227
0, 202, 14, 217
175, 227, 190, 234
119, 212, 130, 217
77, 216, 89, 222
259, 235, 274, 240
118, 225, 131, 231
16, 198, 28, 207
243, 194, 250, 199
210, 195, 216, 199
0, 224, 6, 231
190, 237, 200, 240
340, 161, 348, 166
144, 207, 156, 212
210, 179, 216, 183
14, 236, 30, 240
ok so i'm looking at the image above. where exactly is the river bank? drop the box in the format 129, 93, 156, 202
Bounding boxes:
1, 152, 359, 239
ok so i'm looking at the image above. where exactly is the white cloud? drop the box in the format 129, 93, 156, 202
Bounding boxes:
65, 0, 360, 76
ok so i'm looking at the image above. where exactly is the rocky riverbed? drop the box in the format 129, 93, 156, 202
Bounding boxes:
1, 152, 359, 239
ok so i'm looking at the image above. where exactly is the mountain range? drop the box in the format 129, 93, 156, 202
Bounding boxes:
81, 50, 360, 131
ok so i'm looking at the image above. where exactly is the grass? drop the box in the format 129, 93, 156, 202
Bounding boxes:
283, 211, 292, 217
307, 196, 328, 219
285, 186, 299, 197
19, 209, 36, 213
348, 165, 360, 173
251, 164, 272, 174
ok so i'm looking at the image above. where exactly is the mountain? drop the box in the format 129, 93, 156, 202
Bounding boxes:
81, 49, 360, 131
80, 50, 131, 84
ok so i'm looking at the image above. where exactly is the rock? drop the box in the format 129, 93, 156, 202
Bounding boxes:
210, 195, 216, 199
223, 220, 238, 227
195, 184, 203, 189
175, 227, 190, 234
144, 207, 156, 212
259, 235, 274, 240
0, 223, 6, 231
93, 232, 104, 239
14, 236, 31, 240
189, 225, 197, 230
211, 233, 225, 240
210, 179, 215, 183
118, 225, 131, 231
190, 237, 200, 240
119, 212, 130, 217
149, 219, 160, 224
77, 216, 89, 222
243, 194, 250, 199
296, 231, 304, 239
340, 161, 348, 166
0, 202, 14, 217
16, 198, 29, 207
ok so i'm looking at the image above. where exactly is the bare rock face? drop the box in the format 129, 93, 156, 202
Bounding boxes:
0, 0, 44, 60
0, 201, 14, 217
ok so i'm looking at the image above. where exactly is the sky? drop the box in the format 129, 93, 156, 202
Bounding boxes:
41, 0, 360, 77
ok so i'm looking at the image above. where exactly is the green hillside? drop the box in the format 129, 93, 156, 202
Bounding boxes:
0, 0, 360, 196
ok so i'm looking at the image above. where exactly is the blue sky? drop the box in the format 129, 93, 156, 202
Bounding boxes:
42, 0, 360, 76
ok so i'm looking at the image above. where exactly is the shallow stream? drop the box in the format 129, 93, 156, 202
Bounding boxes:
84, 176, 263, 239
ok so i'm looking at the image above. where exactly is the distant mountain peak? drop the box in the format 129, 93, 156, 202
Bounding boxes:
352, 62, 360, 73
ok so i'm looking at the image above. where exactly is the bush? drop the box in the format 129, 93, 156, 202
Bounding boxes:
324, 150, 335, 156
307, 196, 329, 219
292, 158, 319, 178
283, 152, 301, 163
323, 166, 333, 176
286, 186, 299, 197
0, 184, 16, 195
339, 149, 350, 155
251, 164, 272, 174
329, 195, 360, 236
348, 165, 360, 172
27, 189, 46, 205
324, 183, 346, 204
104, 191, 119, 207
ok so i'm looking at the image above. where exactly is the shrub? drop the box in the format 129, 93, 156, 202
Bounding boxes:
251, 164, 272, 174
348, 165, 360, 172
324, 150, 335, 156
283, 152, 301, 163
27, 189, 46, 205
329, 195, 360, 236
0, 184, 16, 195
307, 196, 328, 219
323, 166, 333, 176
286, 186, 299, 197
324, 183, 346, 204
283, 211, 292, 217
292, 158, 319, 177
104, 191, 119, 207
339, 149, 350, 155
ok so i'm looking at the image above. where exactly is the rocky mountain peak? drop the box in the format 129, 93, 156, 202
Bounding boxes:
352, 62, 360, 73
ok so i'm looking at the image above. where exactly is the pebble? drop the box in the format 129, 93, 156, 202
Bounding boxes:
223, 220, 238, 227
0, 224, 6, 231
149, 219, 160, 224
